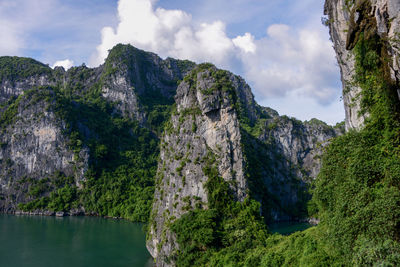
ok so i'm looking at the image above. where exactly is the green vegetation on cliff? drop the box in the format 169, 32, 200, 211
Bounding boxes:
170, 150, 268, 266
311, 31, 400, 265
248, 23, 400, 267
60, 84, 158, 222
15, 78, 161, 222
169, 147, 332, 266
0, 56, 52, 84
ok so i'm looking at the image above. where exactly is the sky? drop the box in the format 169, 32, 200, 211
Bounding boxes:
0, 0, 345, 125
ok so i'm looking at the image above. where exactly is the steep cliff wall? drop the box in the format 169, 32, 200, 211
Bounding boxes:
311, 1, 400, 264
258, 113, 344, 180
0, 59, 89, 212
0, 88, 89, 212
0, 57, 54, 105
325, 0, 400, 130
146, 64, 342, 265
0, 45, 194, 216
147, 65, 248, 264
101, 44, 195, 126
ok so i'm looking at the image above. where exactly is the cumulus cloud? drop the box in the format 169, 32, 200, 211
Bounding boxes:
238, 24, 340, 104
92, 0, 340, 106
232, 33, 256, 53
52, 59, 74, 70
91, 0, 244, 68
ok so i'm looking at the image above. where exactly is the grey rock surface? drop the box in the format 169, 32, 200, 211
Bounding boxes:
100, 44, 195, 123
0, 88, 89, 212
147, 67, 247, 264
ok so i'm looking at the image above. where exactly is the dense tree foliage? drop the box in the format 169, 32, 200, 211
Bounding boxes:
0, 56, 52, 84
311, 33, 400, 265
170, 150, 269, 266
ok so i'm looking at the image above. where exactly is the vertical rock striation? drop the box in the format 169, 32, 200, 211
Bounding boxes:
0, 88, 89, 212
100, 44, 195, 124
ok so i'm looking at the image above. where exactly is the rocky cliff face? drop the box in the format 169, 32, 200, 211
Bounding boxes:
324, 0, 400, 130
147, 65, 247, 264
0, 88, 89, 212
0, 58, 53, 105
0, 58, 89, 212
146, 64, 343, 265
258, 113, 344, 180
0, 45, 194, 213
101, 44, 195, 124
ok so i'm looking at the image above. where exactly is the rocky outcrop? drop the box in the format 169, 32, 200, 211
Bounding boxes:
147, 65, 248, 264
146, 64, 343, 265
259, 113, 344, 179
100, 44, 195, 123
0, 57, 54, 105
324, 0, 400, 130
0, 88, 89, 212
241, 111, 342, 222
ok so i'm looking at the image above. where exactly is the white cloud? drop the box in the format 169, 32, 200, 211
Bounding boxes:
0, 0, 118, 66
238, 24, 340, 104
52, 59, 74, 70
91, 0, 237, 68
232, 33, 256, 53
0, 0, 56, 56
259, 91, 344, 126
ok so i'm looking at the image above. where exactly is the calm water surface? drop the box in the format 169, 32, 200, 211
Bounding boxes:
269, 222, 312, 235
0, 214, 152, 267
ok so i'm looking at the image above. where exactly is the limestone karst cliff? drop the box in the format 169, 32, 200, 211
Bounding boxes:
324, 0, 400, 130
0, 46, 193, 214
311, 0, 400, 265
0, 59, 89, 212
146, 64, 343, 265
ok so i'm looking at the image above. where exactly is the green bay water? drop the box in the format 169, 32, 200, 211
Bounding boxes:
268, 221, 312, 235
0, 214, 152, 267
